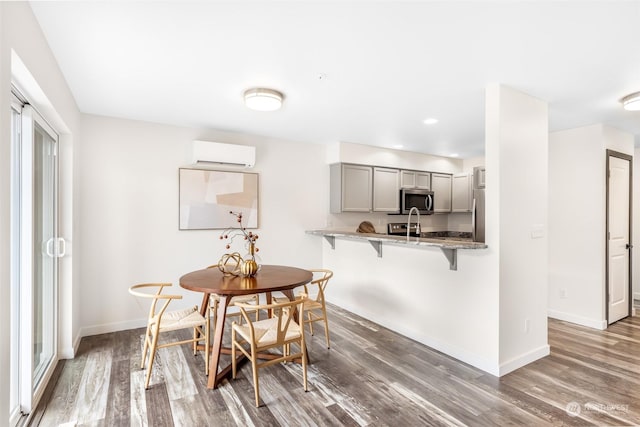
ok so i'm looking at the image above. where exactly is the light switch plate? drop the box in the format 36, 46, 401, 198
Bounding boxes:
530, 224, 544, 239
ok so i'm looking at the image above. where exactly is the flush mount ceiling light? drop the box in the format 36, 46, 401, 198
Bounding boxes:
244, 88, 284, 111
620, 91, 640, 111
423, 118, 439, 125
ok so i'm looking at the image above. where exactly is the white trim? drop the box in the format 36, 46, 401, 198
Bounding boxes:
58, 333, 80, 360
10, 96, 23, 427
498, 345, 550, 376
19, 105, 35, 413
79, 318, 148, 338
547, 309, 608, 330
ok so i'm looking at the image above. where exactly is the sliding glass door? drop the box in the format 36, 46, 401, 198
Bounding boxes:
11, 98, 59, 420
31, 108, 58, 391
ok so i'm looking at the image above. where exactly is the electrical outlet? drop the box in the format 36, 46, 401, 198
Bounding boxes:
524, 319, 530, 333
560, 289, 567, 299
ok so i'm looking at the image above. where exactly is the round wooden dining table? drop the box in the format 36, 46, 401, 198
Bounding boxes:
180, 265, 313, 389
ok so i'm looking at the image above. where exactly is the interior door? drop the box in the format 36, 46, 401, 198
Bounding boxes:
607, 151, 632, 324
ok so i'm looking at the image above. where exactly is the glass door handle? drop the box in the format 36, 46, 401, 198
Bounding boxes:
56, 238, 66, 257
45, 238, 55, 257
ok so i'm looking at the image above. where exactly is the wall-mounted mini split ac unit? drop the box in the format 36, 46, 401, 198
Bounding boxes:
192, 140, 256, 168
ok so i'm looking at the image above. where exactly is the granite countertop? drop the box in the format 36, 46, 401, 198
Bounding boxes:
306, 229, 488, 250
421, 231, 472, 240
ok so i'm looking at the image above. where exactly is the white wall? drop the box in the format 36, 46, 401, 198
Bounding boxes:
323, 238, 499, 374
486, 84, 550, 374
548, 124, 634, 329
335, 141, 464, 172
463, 156, 485, 171
77, 115, 327, 336
0, 2, 80, 422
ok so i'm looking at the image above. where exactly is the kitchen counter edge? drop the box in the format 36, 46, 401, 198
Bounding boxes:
306, 229, 488, 250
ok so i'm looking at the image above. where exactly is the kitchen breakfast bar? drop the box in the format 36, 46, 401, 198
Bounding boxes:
306, 229, 487, 270
307, 228, 500, 376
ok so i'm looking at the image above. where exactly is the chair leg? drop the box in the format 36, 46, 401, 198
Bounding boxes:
140, 326, 151, 369
193, 326, 198, 355
322, 306, 331, 349
144, 328, 160, 389
302, 339, 308, 393
252, 353, 260, 407
307, 311, 315, 335
231, 329, 237, 379
204, 322, 210, 375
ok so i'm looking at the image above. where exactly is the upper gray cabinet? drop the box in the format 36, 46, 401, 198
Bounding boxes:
431, 173, 452, 213
452, 172, 472, 212
330, 163, 372, 213
400, 170, 431, 189
373, 167, 400, 212
331, 163, 452, 214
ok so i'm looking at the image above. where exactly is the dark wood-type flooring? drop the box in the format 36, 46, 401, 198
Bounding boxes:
29, 304, 640, 426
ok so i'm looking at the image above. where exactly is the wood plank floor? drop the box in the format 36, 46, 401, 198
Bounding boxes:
29, 305, 640, 426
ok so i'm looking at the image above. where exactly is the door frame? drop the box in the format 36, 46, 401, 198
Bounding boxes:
11, 91, 61, 419
605, 149, 633, 325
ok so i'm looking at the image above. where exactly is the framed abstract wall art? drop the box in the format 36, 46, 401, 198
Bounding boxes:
179, 168, 259, 230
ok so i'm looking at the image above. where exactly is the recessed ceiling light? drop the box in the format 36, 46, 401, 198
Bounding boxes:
393, 144, 404, 149
423, 118, 439, 125
244, 88, 284, 111
621, 91, 640, 111
449, 153, 459, 158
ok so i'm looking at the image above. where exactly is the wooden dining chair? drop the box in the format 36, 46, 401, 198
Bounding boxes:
274, 269, 333, 348
128, 283, 209, 389
231, 298, 308, 407
207, 264, 260, 327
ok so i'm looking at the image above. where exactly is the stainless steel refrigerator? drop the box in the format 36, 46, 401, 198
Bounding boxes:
472, 166, 485, 243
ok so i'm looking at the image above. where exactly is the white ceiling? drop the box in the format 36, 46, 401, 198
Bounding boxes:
29, 1, 640, 158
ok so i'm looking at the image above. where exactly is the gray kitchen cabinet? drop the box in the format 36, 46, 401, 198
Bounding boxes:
431, 173, 452, 213
373, 167, 400, 212
400, 170, 431, 189
330, 163, 373, 213
452, 172, 472, 212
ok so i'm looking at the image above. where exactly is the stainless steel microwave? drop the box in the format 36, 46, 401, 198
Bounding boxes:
400, 188, 434, 215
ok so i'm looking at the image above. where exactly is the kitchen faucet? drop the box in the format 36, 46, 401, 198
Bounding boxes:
407, 206, 421, 241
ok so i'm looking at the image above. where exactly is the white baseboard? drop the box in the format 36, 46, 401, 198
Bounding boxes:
79, 318, 147, 338
499, 344, 550, 376
58, 347, 75, 360
548, 309, 607, 330
58, 331, 82, 359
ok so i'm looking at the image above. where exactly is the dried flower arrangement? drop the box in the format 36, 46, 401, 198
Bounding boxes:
218, 211, 260, 276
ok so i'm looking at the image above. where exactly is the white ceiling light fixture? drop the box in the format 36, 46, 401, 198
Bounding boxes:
423, 118, 439, 125
621, 91, 640, 111
244, 88, 284, 111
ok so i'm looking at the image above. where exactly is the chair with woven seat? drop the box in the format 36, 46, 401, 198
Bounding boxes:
129, 283, 209, 389
231, 298, 308, 407
274, 269, 333, 348
207, 264, 260, 326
